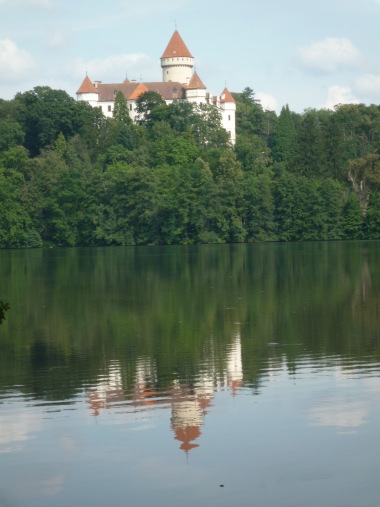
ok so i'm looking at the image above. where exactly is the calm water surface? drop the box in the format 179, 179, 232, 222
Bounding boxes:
0, 242, 380, 507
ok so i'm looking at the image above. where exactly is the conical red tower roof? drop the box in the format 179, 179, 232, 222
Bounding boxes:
161, 30, 193, 59
220, 87, 235, 103
76, 74, 98, 94
187, 71, 206, 90
174, 426, 201, 453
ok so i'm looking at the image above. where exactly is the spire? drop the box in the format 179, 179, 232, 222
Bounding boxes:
161, 30, 193, 59
76, 74, 98, 94
220, 87, 235, 103
187, 71, 206, 90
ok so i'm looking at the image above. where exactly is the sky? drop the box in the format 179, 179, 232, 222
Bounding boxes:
0, 0, 380, 113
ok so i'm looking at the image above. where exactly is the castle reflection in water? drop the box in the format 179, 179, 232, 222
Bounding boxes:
87, 333, 243, 453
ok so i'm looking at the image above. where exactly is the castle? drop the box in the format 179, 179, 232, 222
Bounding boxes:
76, 30, 236, 144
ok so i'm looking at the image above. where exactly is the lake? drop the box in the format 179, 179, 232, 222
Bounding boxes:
0, 242, 379, 507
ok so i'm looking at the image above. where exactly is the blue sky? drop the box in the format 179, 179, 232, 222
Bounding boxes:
0, 0, 379, 113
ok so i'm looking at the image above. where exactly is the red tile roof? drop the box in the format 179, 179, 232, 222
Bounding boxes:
220, 87, 235, 103
76, 75, 98, 94
96, 82, 187, 102
187, 71, 206, 90
161, 30, 193, 59
128, 82, 149, 100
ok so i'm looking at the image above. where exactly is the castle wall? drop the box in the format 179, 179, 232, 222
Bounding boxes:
77, 92, 99, 107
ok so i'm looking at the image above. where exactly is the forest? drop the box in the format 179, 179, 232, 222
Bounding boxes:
0, 85, 380, 248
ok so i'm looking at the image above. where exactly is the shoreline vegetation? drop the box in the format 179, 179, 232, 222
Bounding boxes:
0, 86, 380, 248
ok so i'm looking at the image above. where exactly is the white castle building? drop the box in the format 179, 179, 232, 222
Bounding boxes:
76, 30, 236, 144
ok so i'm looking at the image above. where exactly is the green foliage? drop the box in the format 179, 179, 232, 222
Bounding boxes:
0, 85, 379, 248
135, 91, 166, 126
234, 134, 271, 172
233, 87, 267, 139
0, 120, 24, 150
92, 163, 160, 245
342, 192, 362, 239
14, 86, 92, 156
364, 191, 380, 239
293, 110, 325, 176
113, 91, 132, 125
150, 122, 199, 167
274, 172, 347, 241
0, 169, 41, 247
242, 172, 275, 241
271, 105, 297, 167
0, 145, 29, 172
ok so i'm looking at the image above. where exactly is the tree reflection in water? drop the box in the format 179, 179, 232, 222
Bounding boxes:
0, 301, 9, 324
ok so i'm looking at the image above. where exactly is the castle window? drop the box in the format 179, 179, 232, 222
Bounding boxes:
228, 115, 231, 121
108, 105, 112, 112
129, 104, 133, 111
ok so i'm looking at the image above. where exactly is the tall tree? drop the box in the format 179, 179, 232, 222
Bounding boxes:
135, 91, 166, 127
232, 87, 266, 138
0, 169, 41, 247
15, 87, 87, 156
272, 105, 297, 167
0, 120, 25, 151
294, 110, 324, 176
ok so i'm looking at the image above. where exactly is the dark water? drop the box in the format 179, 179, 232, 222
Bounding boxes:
0, 242, 380, 507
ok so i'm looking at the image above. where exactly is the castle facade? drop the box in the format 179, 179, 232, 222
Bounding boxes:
76, 30, 236, 144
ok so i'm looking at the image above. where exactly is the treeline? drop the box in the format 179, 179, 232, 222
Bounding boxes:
0, 85, 380, 248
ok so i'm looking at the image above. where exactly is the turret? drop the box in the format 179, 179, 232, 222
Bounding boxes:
186, 71, 207, 104
76, 74, 99, 107
220, 87, 236, 145
161, 30, 194, 85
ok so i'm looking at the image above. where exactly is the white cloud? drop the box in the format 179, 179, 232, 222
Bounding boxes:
0, 410, 43, 453
308, 401, 368, 430
256, 92, 279, 112
0, 39, 36, 81
70, 53, 157, 82
297, 37, 361, 73
323, 85, 359, 109
354, 73, 380, 94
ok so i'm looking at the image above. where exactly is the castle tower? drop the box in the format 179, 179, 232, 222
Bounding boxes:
220, 87, 236, 145
161, 30, 194, 85
186, 71, 207, 104
76, 74, 99, 107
